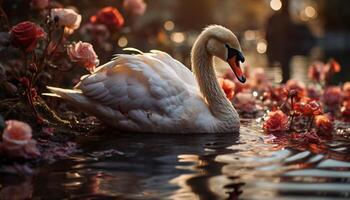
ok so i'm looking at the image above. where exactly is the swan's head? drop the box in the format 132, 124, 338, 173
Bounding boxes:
205, 25, 246, 83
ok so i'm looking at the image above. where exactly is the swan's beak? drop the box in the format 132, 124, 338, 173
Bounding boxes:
228, 55, 246, 83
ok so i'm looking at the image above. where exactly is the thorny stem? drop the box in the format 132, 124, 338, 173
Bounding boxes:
33, 25, 65, 85
23, 53, 41, 121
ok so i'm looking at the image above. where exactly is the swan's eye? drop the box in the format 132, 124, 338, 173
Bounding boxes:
225, 44, 245, 63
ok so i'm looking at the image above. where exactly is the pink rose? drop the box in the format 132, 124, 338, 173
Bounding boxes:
1, 120, 40, 159
50, 8, 82, 34
233, 92, 259, 113
67, 41, 99, 72
31, 0, 50, 10
123, 0, 147, 16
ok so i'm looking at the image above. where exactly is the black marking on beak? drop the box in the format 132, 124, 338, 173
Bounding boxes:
225, 44, 245, 63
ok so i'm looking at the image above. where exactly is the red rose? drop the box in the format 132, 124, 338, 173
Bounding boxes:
315, 114, 333, 136
90, 7, 124, 30
10, 21, 45, 53
263, 110, 289, 133
293, 98, 322, 116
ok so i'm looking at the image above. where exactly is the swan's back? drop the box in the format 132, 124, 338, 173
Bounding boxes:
51, 51, 215, 133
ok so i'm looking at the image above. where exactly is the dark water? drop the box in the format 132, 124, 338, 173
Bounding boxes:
2, 120, 350, 200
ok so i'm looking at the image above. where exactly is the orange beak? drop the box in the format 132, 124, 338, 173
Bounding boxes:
228, 55, 246, 83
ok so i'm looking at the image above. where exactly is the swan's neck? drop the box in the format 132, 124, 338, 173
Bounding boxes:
191, 36, 239, 122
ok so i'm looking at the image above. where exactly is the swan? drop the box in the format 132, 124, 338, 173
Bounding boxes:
47, 25, 246, 133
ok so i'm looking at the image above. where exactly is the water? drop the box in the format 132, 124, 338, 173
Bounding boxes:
1, 120, 350, 200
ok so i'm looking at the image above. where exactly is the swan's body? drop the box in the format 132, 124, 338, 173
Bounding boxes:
48, 25, 246, 133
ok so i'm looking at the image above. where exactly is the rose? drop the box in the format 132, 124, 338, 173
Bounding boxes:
50, 8, 82, 33
323, 86, 343, 107
1, 120, 40, 159
263, 110, 289, 133
3, 120, 32, 145
293, 98, 322, 116
90, 7, 124, 30
233, 92, 259, 114
31, 0, 49, 10
123, 0, 147, 16
67, 41, 99, 72
263, 110, 288, 131
218, 77, 235, 100
315, 115, 333, 136
9, 21, 45, 52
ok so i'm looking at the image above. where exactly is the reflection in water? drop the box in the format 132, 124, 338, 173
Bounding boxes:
1, 119, 350, 199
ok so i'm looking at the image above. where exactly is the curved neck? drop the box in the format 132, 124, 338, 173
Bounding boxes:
191, 34, 238, 120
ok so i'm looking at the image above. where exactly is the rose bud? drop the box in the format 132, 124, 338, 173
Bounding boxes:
123, 0, 147, 16
263, 110, 289, 133
50, 8, 82, 34
9, 21, 45, 53
67, 41, 99, 72
1, 120, 40, 159
90, 7, 124, 30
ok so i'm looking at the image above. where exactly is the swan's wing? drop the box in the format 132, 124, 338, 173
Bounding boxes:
75, 53, 200, 132
148, 50, 199, 90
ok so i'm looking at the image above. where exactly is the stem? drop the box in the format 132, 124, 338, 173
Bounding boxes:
289, 113, 294, 131
308, 116, 314, 131
23, 53, 41, 121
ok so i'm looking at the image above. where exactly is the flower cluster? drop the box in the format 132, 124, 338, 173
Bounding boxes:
0, 0, 147, 161
219, 59, 349, 144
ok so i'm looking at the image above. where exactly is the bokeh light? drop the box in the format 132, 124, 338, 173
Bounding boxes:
117, 36, 128, 47
171, 32, 185, 44
164, 20, 175, 31
270, 0, 282, 11
257, 41, 267, 54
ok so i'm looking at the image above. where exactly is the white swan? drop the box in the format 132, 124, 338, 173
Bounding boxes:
47, 25, 246, 133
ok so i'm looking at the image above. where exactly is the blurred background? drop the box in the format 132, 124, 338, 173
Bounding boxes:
3, 0, 350, 84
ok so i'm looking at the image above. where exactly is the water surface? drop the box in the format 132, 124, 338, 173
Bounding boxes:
2, 120, 350, 200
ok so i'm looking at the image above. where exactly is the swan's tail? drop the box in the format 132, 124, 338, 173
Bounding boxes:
44, 86, 90, 106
